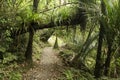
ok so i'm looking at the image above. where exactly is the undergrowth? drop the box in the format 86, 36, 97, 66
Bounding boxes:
62, 67, 95, 80
0, 31, 48, 80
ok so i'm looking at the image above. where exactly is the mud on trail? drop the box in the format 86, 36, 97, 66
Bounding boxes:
23, 47, 65, 80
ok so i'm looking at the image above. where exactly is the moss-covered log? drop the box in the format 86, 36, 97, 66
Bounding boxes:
11, 8, 87, 37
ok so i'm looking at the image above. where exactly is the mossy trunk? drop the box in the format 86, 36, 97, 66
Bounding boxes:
25, 29, 34, 63
24, 0, 38, 64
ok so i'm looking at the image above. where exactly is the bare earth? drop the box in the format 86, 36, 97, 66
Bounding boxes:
23, 47, 64, 80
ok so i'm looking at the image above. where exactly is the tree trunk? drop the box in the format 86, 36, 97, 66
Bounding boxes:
33, 0, 39, 12
94, 0, 106, 78
25, 28, 34, 63
53, 36, 58, 49
94, 20, 104, 78
104, 42, 112, 76
24, 0, 39, 64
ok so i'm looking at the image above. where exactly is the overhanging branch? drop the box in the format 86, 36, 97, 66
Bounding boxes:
11, 12, 87, 37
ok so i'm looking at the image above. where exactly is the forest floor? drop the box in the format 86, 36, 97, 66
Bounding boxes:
23, 47, 65, 80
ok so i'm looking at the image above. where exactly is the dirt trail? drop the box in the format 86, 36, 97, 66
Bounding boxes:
23, 47, 64, 80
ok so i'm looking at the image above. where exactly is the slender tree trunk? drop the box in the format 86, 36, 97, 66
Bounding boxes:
94, 21, 104, 78
25, 28, 34, 63
25, 0, 39, 63
53, 36, 58, 49
33, 0, 39, 12
104, 44, 112, 76
94, 0, 106, 78
104, 30, 114, 76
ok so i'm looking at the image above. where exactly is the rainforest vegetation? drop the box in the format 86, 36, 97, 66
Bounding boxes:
0, 0, 120, 80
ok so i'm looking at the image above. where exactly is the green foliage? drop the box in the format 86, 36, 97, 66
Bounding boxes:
33, 31, 49, 61
59, 49, 75, 65
101, 0, 120, 77
3, 52, 17, 64
63, 70, 73, 80
33, 40, 42, 61
9, 71, 22, 80
0, 0, 120, 79
63, 68, 95, 80
0, 62, 22, 80
0, 30, 13, 49
61, 26, 98, 62
85, 57, 95, 69
116, 58, 120, 67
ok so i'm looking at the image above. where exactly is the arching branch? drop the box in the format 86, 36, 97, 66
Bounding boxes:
11, 9, 87, 37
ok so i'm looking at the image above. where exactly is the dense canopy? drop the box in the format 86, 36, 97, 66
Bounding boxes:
0, 0, 120, 79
